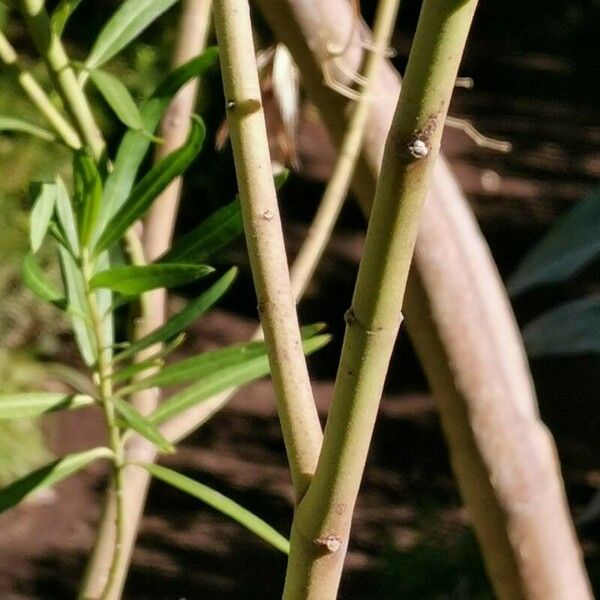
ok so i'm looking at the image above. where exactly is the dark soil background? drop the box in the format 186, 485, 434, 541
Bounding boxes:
0, 1, 598, 598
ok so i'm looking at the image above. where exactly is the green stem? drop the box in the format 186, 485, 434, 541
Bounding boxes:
0, 30, 81, 148
213, 0, 323, 499
283, 1, 479, 598
289, 0, 401, 299
80, 249, 125, 600
17, 0, 104, 157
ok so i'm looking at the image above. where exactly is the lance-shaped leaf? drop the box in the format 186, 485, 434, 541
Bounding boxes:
55, 176, 80, 256
73, 151, 102, 247
58, 247, 97, 366
522, 296, 600, 357
135, 463, 290, 554
161, 171, 287, 264
0, 447, 113, 513
114, 397, 174, 453
86, 0, 179, 70
29, 181, 56, 252
114, 267, 237, 362
90, 263, 214, 295
161, 202, 243, 264
94, 116, 206, 254
508, 188, 600, 295
22, 252, 65, 308
89, 69, 145, 130
96, 48, 218, 237
51, 0, 83, 35
146, 331, 331, 425
0, 116, 56, 142
0, 393, 95, 420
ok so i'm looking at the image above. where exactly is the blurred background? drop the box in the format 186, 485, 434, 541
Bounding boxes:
0, 0, 598, 598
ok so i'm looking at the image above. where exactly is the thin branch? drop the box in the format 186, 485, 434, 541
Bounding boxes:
290, 0, 401, 299
282, 2, 481, 597
212, 0, 323, 498
0, 30, 81, 149
254, 0, 592, 598
18, 0, 104, 157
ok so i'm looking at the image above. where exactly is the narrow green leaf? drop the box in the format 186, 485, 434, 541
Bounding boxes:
114, 397, 174, 453
73, 151, 103, 247
58, 247, 97, 366
0, 116, 56, 142
94, 116, 206, 254
29, 182, 57, 252
22, 252, 65, 307
0, 393, 94, 420
95, 48, 218, 238
161, 202, 243, 263
55, 176, 80, 256
522, 296, 600, 357
161, 171, 286, 264
508, 188, 600, 295
90, 263, 214, 295
0, 447, 113, 513
89, 69, 144, 130
146, 332, 331, 424
114, 267, 237, 362
135, 463, 290, 554
50, 0, 83, 35
86, 0, 179, 70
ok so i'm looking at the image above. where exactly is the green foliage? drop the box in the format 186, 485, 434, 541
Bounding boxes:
94, 115, 206, 254
0, 116, 55, 142
0, 447, 113, 513
89, 68, 145, 130
0, 393, 94, 420
85, 0, 180, 70
0, 4, 330, 572
511, 188, 600, 357
136, 462, 291, 554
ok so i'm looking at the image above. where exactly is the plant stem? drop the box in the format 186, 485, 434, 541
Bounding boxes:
289, 0, 401, 299
0, 30, 81, 148
212, 0, 322, 498
80, 249, 125, 600
283, 1, 479, 597
256, 1, 592, 598
17, 0, 104, 157
79, 3, 214, 597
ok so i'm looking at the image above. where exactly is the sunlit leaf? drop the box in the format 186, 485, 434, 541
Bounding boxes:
55, 176, 80, 256
89, 69, 145, 130
161, 202, 243, 263
73, 151, 102, 247
94, 116, 206, 254
90, 263, 214, 295
0, 393, 94, 420
113, 398, 174, 453
86, 0, 179, 69
29, 182, 56, 252
114, 267, 237, 362
0, 447, 113, 513
508, 188, 600, 295
50, 0, 83, 35
145, 330, 331, 424
22, 252, 65, 308
0, 116, 56, 142
522, 296, 600, 357
96, 48, 218, 238
135, 463, 290, 554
